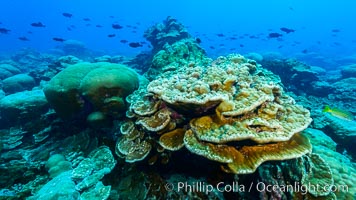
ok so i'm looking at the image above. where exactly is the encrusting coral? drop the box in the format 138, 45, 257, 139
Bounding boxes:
116, 52, 313, 174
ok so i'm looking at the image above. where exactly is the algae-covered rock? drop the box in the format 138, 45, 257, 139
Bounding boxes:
2, 74, 35, 94
43, 62, 139, 120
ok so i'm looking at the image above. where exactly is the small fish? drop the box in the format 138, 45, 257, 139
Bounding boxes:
53, 37, 65, 42
268, 32, 283, 38
129, 42, 143, 48
120, 39, 128, 43
108, 34, 116, 38
280, 27, 295, 34
323, 105, 354, 121
62, 12, 73, 18
83, 18, 91, 21
96, 25, 103, 28
216, 33, 225, 37
331, 29, 340, 33
31, 22, 46, 27
18, 36, 29, 41
239, 44, 244, 47
112, 24, 123, 29
209, 46, 215, 49
0, 28, 10, 34
195, 38, 201, 44
27, 31, 33, 34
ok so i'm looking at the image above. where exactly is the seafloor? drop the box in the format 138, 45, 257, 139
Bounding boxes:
0, 17, 355, 200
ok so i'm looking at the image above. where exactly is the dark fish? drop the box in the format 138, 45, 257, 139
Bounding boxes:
302, 49, 308, 54
131, 30, 137, 33
289, 7, 294, 11
239, 44, 244, 47
278, 45, 283, 49
0, 28, 10, 34
331, 29, 340, 32
31, 22, 46, 27
96, 25, 103, 28
27, 31, 33, 34
195, 38, 202, 44
249, 35, 258, 39
83, 18, 91, 21
268, 32, 283, 38
219, 44, 225, 46
229, 37, 237, 40
18, 36, 29, 41
128, 42, 143, 48
120, 39, 128, 43
280, 27, 295, 34
209, 46, 215, 49
67, 27, 72, 31
62, 12, 73, 18
230, 48, 236, 51
85, 23, 91, 27
216, 33, 225, 37
53, 37, 65, 42
109, 16, 115, 18
112, 24, 123, 29
108, 34, 116, 38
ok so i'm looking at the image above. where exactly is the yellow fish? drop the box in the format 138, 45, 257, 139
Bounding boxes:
323, 105, 354, 121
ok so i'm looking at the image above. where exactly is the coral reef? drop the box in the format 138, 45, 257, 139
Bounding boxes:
2, 17, 356, 200
340, 63, 356, 78
0, 89, 49, 128
43, 62, 139, 124
118, 53, 312, 174
27, 146, 115, 200
1, 74, 35, 94
260, 58, 331, 96
304, 128, 356, 199
0, 63, 21, 79
144, 16, 190, 52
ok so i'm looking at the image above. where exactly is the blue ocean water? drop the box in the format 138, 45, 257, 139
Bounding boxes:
1, 0, 355, 66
